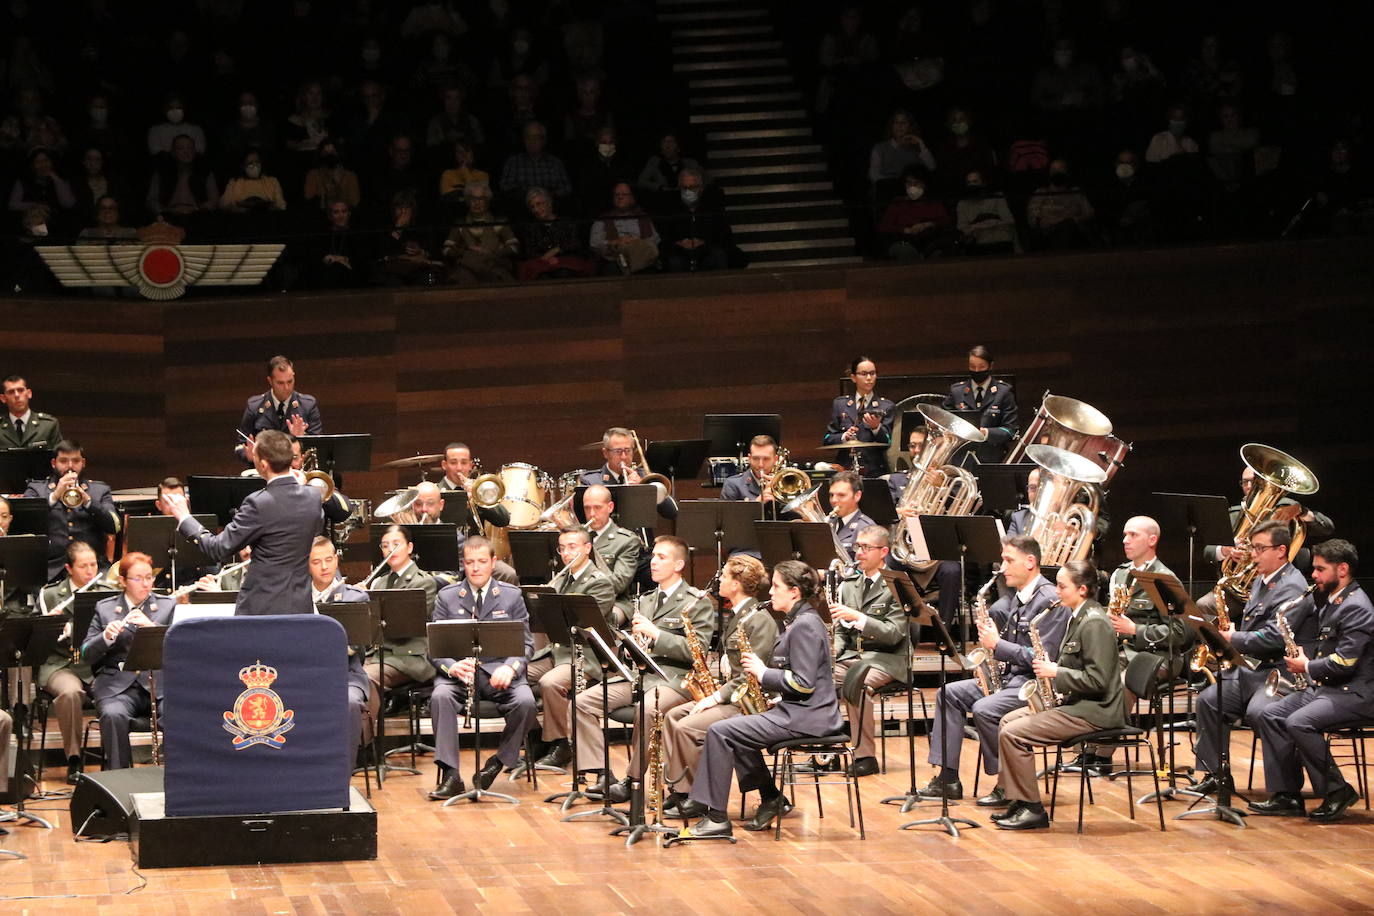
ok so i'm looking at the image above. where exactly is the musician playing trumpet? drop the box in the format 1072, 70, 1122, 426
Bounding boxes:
579, 426, 678, 520
437, 442, 518, 583
919, 535, 1059, 806
25, 438, 119, 582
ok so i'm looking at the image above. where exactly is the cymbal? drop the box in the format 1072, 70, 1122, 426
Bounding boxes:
579, 440, 605, 451
380, 453, 444, 470
816, 441, 888, 451
111, 486, 160, 496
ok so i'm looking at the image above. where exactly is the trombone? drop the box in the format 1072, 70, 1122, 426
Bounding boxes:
629, 428, 673, 501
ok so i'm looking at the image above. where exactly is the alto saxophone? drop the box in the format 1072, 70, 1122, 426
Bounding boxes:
1106, 582, 1131, 647
964, 572, 1003, 696
1017, 608, 1061, 713
680, 613, 719, 702
1265, 585, 1319, 698
729, 617, 769, 715
1191, 563, 1256, 674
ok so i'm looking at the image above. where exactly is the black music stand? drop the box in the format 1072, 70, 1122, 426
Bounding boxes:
371, 588, 432, 779
187, 475, 266, 526
573, 484, 657, 533
755, 521, 838, 570
122, 625, 168, 767
0, 447, 52, 494
860, 479, 898, 526
71, 591, 109, 662
970, 460, 1038, 516
0, 535, 45, 604
677, 499, 762, 566
703, 414, 783, 457
1151, 493, 1233, 596
608, 629, 679, 847
644, 439, 710, 494
316, 601, 382, 782
2, 497, 47, 537
296, 434, 373, 475
370, 525, 460, 574
913, 515, 1004, 648
508, 530, 562, 584
438, 489, 470, 525
125, 515, 216, 590
564, 627, 633, 826
427, 620, 528, 806
187, 590, 239, 605
0, 616, 63, 826
521, 593, 603, 802
876, 569, 934, 814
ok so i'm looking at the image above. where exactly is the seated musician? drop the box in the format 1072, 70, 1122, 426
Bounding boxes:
528, 526, 616, 770
920, 534, 1059, 805
827, 471, 874, 562
582, 484, 641, 620
362, 525, 439, 717
38, 542, 117, 783
580, 426, 678, 520
24, 438, 119, 582
826, 525, 909, 778
411, 480, 517, 584
1004, 468, 1038, 537
661, 554, 777, 819
884, 426, 929, 506
427, 536, 537, 800
1, 496, 27, 612
1253, 539, 1372, 821
678, 560, 844, 839
191, 545, 252, 593
822, 356, 894, 477
81, 552, 176, 771
1192, 519, 1313, 799
721, 434, 780, 505
943, 344, 1018, 465
151, 477, 217, 589
1203, 464, 1334, 576
308, 536, 371, 750
993, 559, 1123, 830
572, 535, 713, 803
436, 442, 519, 584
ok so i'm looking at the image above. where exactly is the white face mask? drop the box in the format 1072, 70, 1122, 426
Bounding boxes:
906, 185, 925, 200
245, 163, 262, 178
30, 223, 48, 237
166, 107, 185, 124
240, 104, 257, 119
597, 142, 616, 158
1115, 162, 1136, 180
680, 188, 699, 205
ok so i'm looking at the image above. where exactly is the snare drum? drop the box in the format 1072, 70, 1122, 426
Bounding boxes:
558, 469, 594, 501
498, 462, 548, 529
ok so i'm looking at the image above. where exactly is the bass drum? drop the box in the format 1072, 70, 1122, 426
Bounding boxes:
499, 462, 549, 529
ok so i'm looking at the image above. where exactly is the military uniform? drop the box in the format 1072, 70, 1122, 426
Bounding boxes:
833, 569, 910, 760
364, 561, 439, 686
1202, 501, 1334, 570
314, 578, 372, 748
1108, 557, 1193, 671
1193, 562, 1312, 779
528, 560, 616, 742
589, 519, 641, 618
81, 592, 177, 770
663, 598, 779, 793
1256, 584, 1374, 799
573, 579, 714, 776
24, 475, 120, 581
944, 376, 1018, 464
429, 580, 537, 770
233, 390, 322, 462
832, 509, 875, 563
822, 392, 895, 476
579, 463, 679, 520
720, 470, 787, 558
37, 576, 117, 759
688, 601, 844, 814
929, 576, 1061, 777
0, 409, 63, 449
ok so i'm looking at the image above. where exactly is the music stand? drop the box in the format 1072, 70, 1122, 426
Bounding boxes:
702, 414, 783, 456
0, 616, 63, 826
2, 497, 47, 537
644, 439, 710, 494
914, 516, 1005, 648
677, 500, 761, 565
969, 461, 1038, 517
507, 530, 562, 584
438, 489, 470, 526
296, 434, 373, 474
755, 521, 839, 570
370, 525, 460, 574
563, 626, 634, 827
187, 590, 238, 605
587, 484, 658, 533
0, 535, 45, 604
315, 603, 374, 645
426, 620, 528, 806
1151, 493, 1233, 596
125, 515, 217, 590
187, 475, 265, 526
522, 593, 603, 802
122, 625, 168, 767
876, 570, 934, 814
859, 479, 898, 526
608, 629, 679, 847
371, 588, 431, 779
0, 447, 52, 494
71, 591, 109, 660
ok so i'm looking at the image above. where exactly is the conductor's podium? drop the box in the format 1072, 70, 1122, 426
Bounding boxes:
130, 615, 376, 868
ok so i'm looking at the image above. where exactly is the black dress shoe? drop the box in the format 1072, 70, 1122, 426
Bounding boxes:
681, 815, 733, 839
1248, 792, 1305, 816
1062, 753, 1113, 776
848, 756, 879, 777
916, 776, 964, 800
990, 800, 1026, 823
744, 794, 793, 831
663, 796, 706, 820
993, 803, 1050, 830
429, 771, 467, 800
976, 786, 1010, 807
475, 756, 503, 791
605, 776, 632, 804
66, 755, 83, 786
535, 740, 572, 769
1309, 783, 1360, 822
1190, 774, 1219, 797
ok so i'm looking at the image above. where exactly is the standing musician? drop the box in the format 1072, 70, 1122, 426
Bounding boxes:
37, 542, 117, 783
993, 559, 1125, 830
827, 471, 874, 562
308, 536, 372, 751
233, 355, 323, 463
162, 430, 323, 616
427, 536, 537, 800
1253, 539, 1372, 821
1193, 519, 1314, 798
81, 552, 176, 771
678, 560, 844, 839
920, 534, 1060, 806
580, 426, 678, 520
581, 484, 641, 617
362, 524, 439, 717
884, 426, 930, 505
411, 481, 517, 584
822, 356, 894, 476
828, 525, 909, 777
436, 442, 518, 580
943, 344, 1018, 465
571, 535, 713, 803
528, 526, 616, 770
24, 438, 119, 582
1, 374, 63, 448
661, 554, 778, 819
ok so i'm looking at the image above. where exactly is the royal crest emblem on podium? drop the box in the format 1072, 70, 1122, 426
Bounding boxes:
223, 660, 295, 749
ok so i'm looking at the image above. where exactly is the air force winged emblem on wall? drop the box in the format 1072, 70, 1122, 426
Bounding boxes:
223, 660, 295, 750
35, 243, 285, 300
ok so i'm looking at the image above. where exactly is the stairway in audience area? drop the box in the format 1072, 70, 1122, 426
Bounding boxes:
660, 0, 860, 269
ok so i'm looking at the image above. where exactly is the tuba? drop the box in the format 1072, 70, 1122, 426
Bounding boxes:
1006, 393, 1131, 483
889, 403, 986, 569
374, 487, 420, 524
1219, 444, 1320, 603
1023, 444, 1107, 567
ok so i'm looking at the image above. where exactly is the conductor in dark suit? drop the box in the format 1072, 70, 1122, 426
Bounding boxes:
24, 438, 120, 581
163, 430, 321, 616
81, 552, 176, 770
233, 355, 323, 463
943, 344, 1018, 464
428, 536, 537, 801
821, 356, 894, 476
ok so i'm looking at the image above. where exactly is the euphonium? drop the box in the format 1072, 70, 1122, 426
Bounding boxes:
729, 616, 769, 715
680, 612, 719, 702
1219, 444, 1320, 603
1018, 606, 1061, 713
1264, 584, 1319, 698
890, 403, 986, 569
965, 572, 1004, 696
1022, 444, 1108, 567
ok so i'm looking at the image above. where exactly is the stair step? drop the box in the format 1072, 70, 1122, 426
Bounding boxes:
706, 126, 813, 141
747, 255, 865, 268
711, 162, 828, 179
690, 109, 807, 125
675, 40, 782, 55
733, 218, 852, 233
727, 198, 844, 212
673, 25, 773, 38
710, 143, 823, 159
673, 57, 788, 73
659, 0, 745, 6
690, 74, 792, 89
722, 180, 835, 195
691, 92, 803, 107
738, 237, 856, 253
660, 9, 768, 23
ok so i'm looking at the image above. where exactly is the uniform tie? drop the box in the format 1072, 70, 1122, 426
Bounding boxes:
474, 585, 485, 616
275, 400, 286, 425
655, 589, 667, 612
13, 418, 22, 439
974, 385, 985, 409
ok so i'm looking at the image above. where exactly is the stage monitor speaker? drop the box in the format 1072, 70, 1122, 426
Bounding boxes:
70, 766, 165, 837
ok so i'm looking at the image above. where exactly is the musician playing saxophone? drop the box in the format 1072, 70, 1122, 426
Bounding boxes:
919, 534, 1060, 807
1192, 519, 1314, 799
993, 560, 1125, 830
1253, 539, 1374, 821
660, 554, 778, 819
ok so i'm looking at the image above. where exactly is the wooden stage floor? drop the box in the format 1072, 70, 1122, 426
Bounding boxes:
4, 730, 1374, 915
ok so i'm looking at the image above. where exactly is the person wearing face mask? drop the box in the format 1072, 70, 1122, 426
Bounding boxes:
220, 91, 278, 172
1026, 158, 1096, 250
1093, 149, 1153, 246
869, 109, 936, 202
576, 124, 630, 217
304, 140, 360, 209
1146, 104, 1199, 164
943, 344, 1018, 464
877, 168, 956, 260
147, 94, 206, 156
955, 169, 1019, 254
220, 151, 286, 212
660, 167, 734, 272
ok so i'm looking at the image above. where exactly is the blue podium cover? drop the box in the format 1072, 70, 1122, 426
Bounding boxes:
163, 615, 352, 817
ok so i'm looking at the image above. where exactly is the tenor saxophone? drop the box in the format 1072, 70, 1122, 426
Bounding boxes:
729, 619, 769, 715
680, 613, 719, 702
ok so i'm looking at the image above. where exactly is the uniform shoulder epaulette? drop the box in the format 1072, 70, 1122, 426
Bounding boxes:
34, 411, 54, 421
684, 585, 706, 598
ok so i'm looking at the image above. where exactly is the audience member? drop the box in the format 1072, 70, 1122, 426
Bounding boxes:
516, 187, 594, 281
869, 109, 936, 200
303, 139, 360, 209
565, 76, 614, 146
220, 150, 286, 212
576, 125, 632, 217
8, 146, 74, 216
425, 85, 485, 152
146, 93, 207, 156
71, 147, 127, 223
588, 182, 660, 275
877, 170, 957, 260
145, 133, 219, 219
499, 121, 572, 205
77, 195, 138, 243
308, 198, 367, 288
933, 107, 995, 193
372, 192, 440, 285
658, 167, 733, 272
220, 90, 278, 172
955, 170, 1019, 254
636, 131, 699, 202
438, 140, 489, 204
1093, 150, 1153, 245
1026, 158, 1097, 249
1145, 105, 1200, 163
442, 181, 518, 284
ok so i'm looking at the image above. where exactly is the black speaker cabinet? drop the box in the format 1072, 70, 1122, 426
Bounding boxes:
69, 766, 165, 837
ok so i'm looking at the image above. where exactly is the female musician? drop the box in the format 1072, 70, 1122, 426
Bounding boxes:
679, 560, 844, 839
943, 344, 1018, 463
823, 356, 894, 476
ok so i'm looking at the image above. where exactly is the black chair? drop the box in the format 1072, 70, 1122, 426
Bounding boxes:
871, 680, 929, 775
1326, 724, 1373, 809
1048, 653, 1168, 833
766, 734, 865, 840
80, 715, 156, 771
